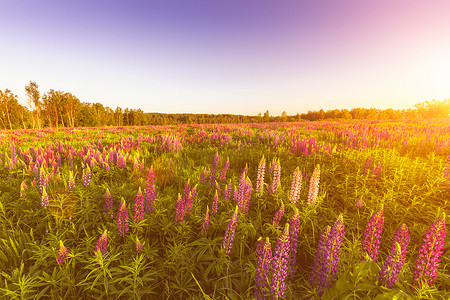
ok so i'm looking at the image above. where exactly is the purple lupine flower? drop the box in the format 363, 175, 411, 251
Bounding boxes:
200, 168, 207, 183
307, 164, 320, 205
182, 179, 191, 204
355, 197, 364, 210
39, 167, 47, 193
201, 206, 210, 235
361, 206, 384, 261
392, 223, 410, 264
289, 208, 301, 278
95, 230, 108, 258
83, 165, 92, 187
268, 158, 281, 195
145, 166, 156, 212
41, 186, 49, 207
104, 188, 113, 219
321, 215, 345, 289
272, 203, 285, 227
223, 206, 239, 254
271, 223, 290, 298
254, 237, 272, 300
256, 155, 266, 197
117, 198, 129, 237
57, 241, 69, 264
212, 190, 219, 214
413, 213, 446, 288
135, 237, 143, 254
184, 191, 193, 217
219, 157, 230, 183
289, 167, 302, 204
379, 243, 403, 289
223, 183, 231, 200
243, 177, 252, 214
209, 152, 220, 187
134, 188, 144, 224
68, 170, 76, 190
310, 226, 331, 288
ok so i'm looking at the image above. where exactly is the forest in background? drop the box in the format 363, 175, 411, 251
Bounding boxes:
1, 81, 449, 129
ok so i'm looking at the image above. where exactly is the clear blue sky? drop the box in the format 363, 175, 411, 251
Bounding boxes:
1, 0, 449, 115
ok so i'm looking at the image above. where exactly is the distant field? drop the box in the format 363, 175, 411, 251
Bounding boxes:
0, 120, 448, 299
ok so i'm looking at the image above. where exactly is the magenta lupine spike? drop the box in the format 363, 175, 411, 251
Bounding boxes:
256, 155, 266, 197
135, 237, 143, 254
184, 191, 193, 217
182, 179, 191, 203
201, 206, 210, 235
95, 230, 108, 258
68, 170, 76, 190
174, 194, 184, 225
361, 206, 384, 261
224, 180, 232, 200
242, 163, 248, 177
200, 168, 207, 183
215, 181, 221, 196
272, 203, 285, 227
307, 164, 320, 205
355, 197, 364, 210
289, 208, 301, 278
379, 223, 410, 289
289, 167, 302, 204
104, 188, 114, 219
117, 198, 129, 237
271, 223, 290, 298
38, 166, 47, 193
413, 213, 446, 288
190, 184, 198, 201
321, 214, 345, 290
209, 152, 220, 187
41, 186, 49, 207
83, 165, 92, 187
219, 157, 230, 183
134, 188, 144, 224
223, 206, 239, 254
57, 240, 69, 264
310, 226, 331, 288
212, 190, 219, 214
254, 237, 272, 300
268, 158, 281, 195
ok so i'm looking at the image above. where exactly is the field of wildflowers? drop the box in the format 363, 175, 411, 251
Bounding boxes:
0, 119, 448, 299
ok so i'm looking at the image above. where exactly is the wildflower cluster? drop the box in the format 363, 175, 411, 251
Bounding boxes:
95, 230, 108, 258
268, 158, 281, 195
57, 241, 69, 264
133, 188, 144, 224
307, 164, 320, 205
104, 188, 114, 219
288, 167, 302, 204
361, 206, 384, 261
254, 237, 272, 300
117, 198, 129, 237
223, 206, 238, 254
219, 157, 229, 183
256, 156, 266, 196
271, 223, 290, 298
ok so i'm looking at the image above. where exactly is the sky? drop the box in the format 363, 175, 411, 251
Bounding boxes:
1, 0, 449, 116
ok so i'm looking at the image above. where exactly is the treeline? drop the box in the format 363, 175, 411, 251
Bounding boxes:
0, 81, 449, 129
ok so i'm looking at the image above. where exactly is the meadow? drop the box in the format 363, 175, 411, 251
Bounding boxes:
0, 119, 448, 299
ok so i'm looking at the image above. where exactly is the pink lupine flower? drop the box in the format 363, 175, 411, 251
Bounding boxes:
209, 152, 220, 187
289, 167, 302, 204
219, 157, 230, 183
57, 241, 69, 264
135, 237, 143, 254
174, 194, 184, 225
117, 198, 129, 237
223, 182, 231, 200
271, 223, 290, 298
41, 186, 49, 207
413, 213, 446, 288
134, 188, 144, 224
254, 237, 272, 300
256, 155, 266, 197
361, 206, 384, 261
223, 206, 239, 254
200, 168, 207, 183
307, 164, 320, 205
212, 190, 219, 214
104, 188, 114, 219
95, 230, 108, 258
272, 203, 285, 227
201, 206, 210, 235
268, 158, 281, 195
310, 226, 331, 288
355, 197, 364, 210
